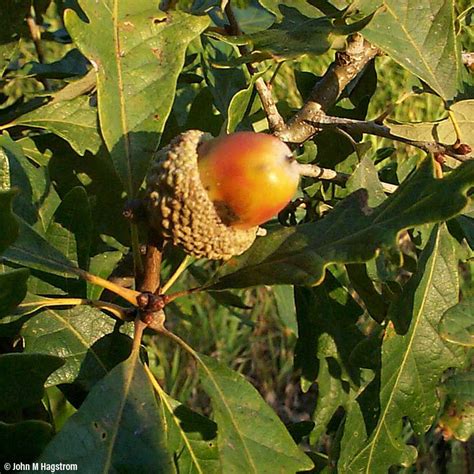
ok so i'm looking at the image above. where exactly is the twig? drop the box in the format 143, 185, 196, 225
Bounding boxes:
296, 163, 398, 194
306, 114, 473, 162
224, 2, 285, 132
277, 34, 380, 143
139, 236, 165, 294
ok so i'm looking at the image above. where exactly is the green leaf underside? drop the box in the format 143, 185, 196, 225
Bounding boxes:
198, 354, 313, 473
39, 354, 174, 473
439, 297, 474, 347
346, 156, 386, 207
340, 225, 466, 473
65, 1, 209, 196
360, 0, 461, 100
159, 390, 220, 474
210, 158, 474, 290
0, 353, 64, 411
22, 305, 133, 389
12, 96, 102, 156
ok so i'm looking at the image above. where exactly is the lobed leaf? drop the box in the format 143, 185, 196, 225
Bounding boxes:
387, 100, 474, 149
198, 353, 313, 473
439, 297, 474, 347
340, 225, 466, 473
45, 186, 92, 270
209, 6, 372, 66
11, 95, 102, 156
358, 0, 462, 100
65, 1, 209, 196
39, 355, 174, 472
438, 371, 474, 442
210, 158, 474, 290
2, 217, 79, 278
158, 389, 220, 474
21, 305, 133, 389
0, 132, 60, 231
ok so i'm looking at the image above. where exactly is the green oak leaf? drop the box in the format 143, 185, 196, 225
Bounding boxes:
439, 297, 474, 347
339, 224, 466, 473
0, 420, 53, 464
65, 1, 209, 196
158, 389, 220, 474
22, 305, 133, 390
210, 158, 474, 290
0, 0, 30, 75
198, 353, 314, 473
0, 353, 64, 411
10, 95, 102, 156
387, 100, 474, 149
0, 268, 28, 318
208, 5, 372, 66
0, 189, 19, 254
38, 354, 174, 473
439, 371, 474, 442
358, 0, 462, 100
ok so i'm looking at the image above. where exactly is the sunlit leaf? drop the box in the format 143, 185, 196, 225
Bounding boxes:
358, 0, 462, 100
39, 355, 174, 472
158, 389, 220, 474
22, 305, 133, 389
210, 158, 474, 290
198, 353, 314, 473
339, 225, 466, 473
439, 297, 474, 347
439, 371, 474, 442
65, 1, 209, 196
11, 95, 102, 156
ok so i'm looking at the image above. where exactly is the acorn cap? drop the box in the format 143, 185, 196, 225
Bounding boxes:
146, 130, 258, 260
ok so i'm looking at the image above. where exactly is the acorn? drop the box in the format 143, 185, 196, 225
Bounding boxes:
145, 130, 299, 260
146, 130, 258, 260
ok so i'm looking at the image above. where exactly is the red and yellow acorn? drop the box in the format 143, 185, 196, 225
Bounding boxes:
146, 130, 299, 260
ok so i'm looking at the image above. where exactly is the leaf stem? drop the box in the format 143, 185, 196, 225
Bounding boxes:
73, 268, 140, 305
447, 109, 463, 143
296, 162, 398, 194
161, 255, 191, 294
17, 297, 130, 320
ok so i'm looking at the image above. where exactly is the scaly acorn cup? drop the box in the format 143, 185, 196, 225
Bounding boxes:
145, 130, 299, 260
